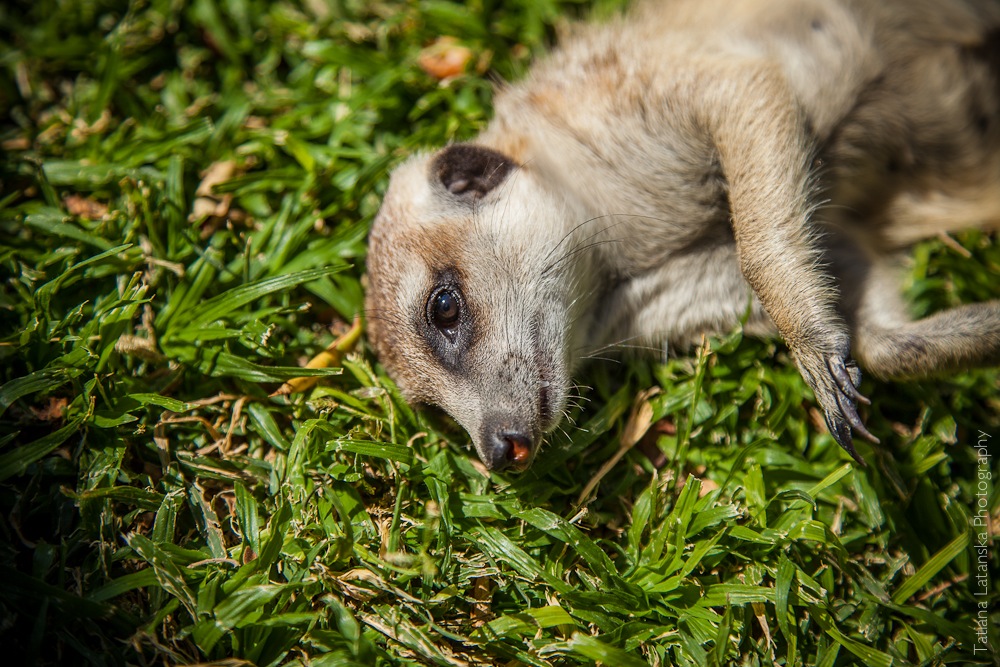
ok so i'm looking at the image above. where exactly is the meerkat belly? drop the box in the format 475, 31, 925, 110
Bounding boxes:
812, 3, 1000, 240
586, 232, 777, 355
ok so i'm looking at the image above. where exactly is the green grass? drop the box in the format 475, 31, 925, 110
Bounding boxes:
1, 1, 998, 665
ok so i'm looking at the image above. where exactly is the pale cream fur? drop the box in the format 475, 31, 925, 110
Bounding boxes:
366, 0, 1000, 470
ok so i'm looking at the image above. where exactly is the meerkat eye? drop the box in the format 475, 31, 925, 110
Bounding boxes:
429, 288, 461, 331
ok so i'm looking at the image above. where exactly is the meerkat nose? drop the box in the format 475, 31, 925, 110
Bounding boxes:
502, 431, 533, 468
481, 420, 534, 471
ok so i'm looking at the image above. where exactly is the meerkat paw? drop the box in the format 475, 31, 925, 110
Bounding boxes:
795, 343, 879, 465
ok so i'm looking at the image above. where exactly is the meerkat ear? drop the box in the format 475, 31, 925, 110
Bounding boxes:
432, 144, 516, 200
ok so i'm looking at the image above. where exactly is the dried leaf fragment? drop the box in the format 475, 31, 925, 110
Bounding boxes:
190, 160, 237, 221
471, 576, 494, 627
64, 194, 109, 220
2, 136, 31, 151
575, 387, 661, 508
418, 37, 473, 80
31, 396, 69, 422
271, 315, 363, 397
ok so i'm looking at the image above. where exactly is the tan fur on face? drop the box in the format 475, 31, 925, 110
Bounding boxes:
367, 0, 1000, 469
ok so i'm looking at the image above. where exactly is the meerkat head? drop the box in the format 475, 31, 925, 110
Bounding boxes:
366, 143, 586, 472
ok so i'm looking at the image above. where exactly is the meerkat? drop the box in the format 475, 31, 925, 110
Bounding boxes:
365, 0, 1000, 472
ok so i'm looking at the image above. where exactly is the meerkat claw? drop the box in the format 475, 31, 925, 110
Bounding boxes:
828, 355, 879, 443
826, 413, 868, 467
828, 358, 870, 406
834, 385, 878, 439
819, 353, 878, 465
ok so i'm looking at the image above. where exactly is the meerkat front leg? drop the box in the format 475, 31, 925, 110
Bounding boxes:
688, 61, 879, 462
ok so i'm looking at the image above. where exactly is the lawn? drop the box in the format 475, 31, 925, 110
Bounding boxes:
1, 0, 998, 665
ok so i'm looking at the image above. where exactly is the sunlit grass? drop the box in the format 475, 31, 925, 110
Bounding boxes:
1, 1, 997, 664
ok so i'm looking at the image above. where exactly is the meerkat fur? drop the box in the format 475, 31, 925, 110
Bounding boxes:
366, 0, 1000, 471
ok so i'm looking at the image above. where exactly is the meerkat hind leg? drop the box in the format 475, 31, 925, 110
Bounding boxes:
845, 257, 1000, 380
